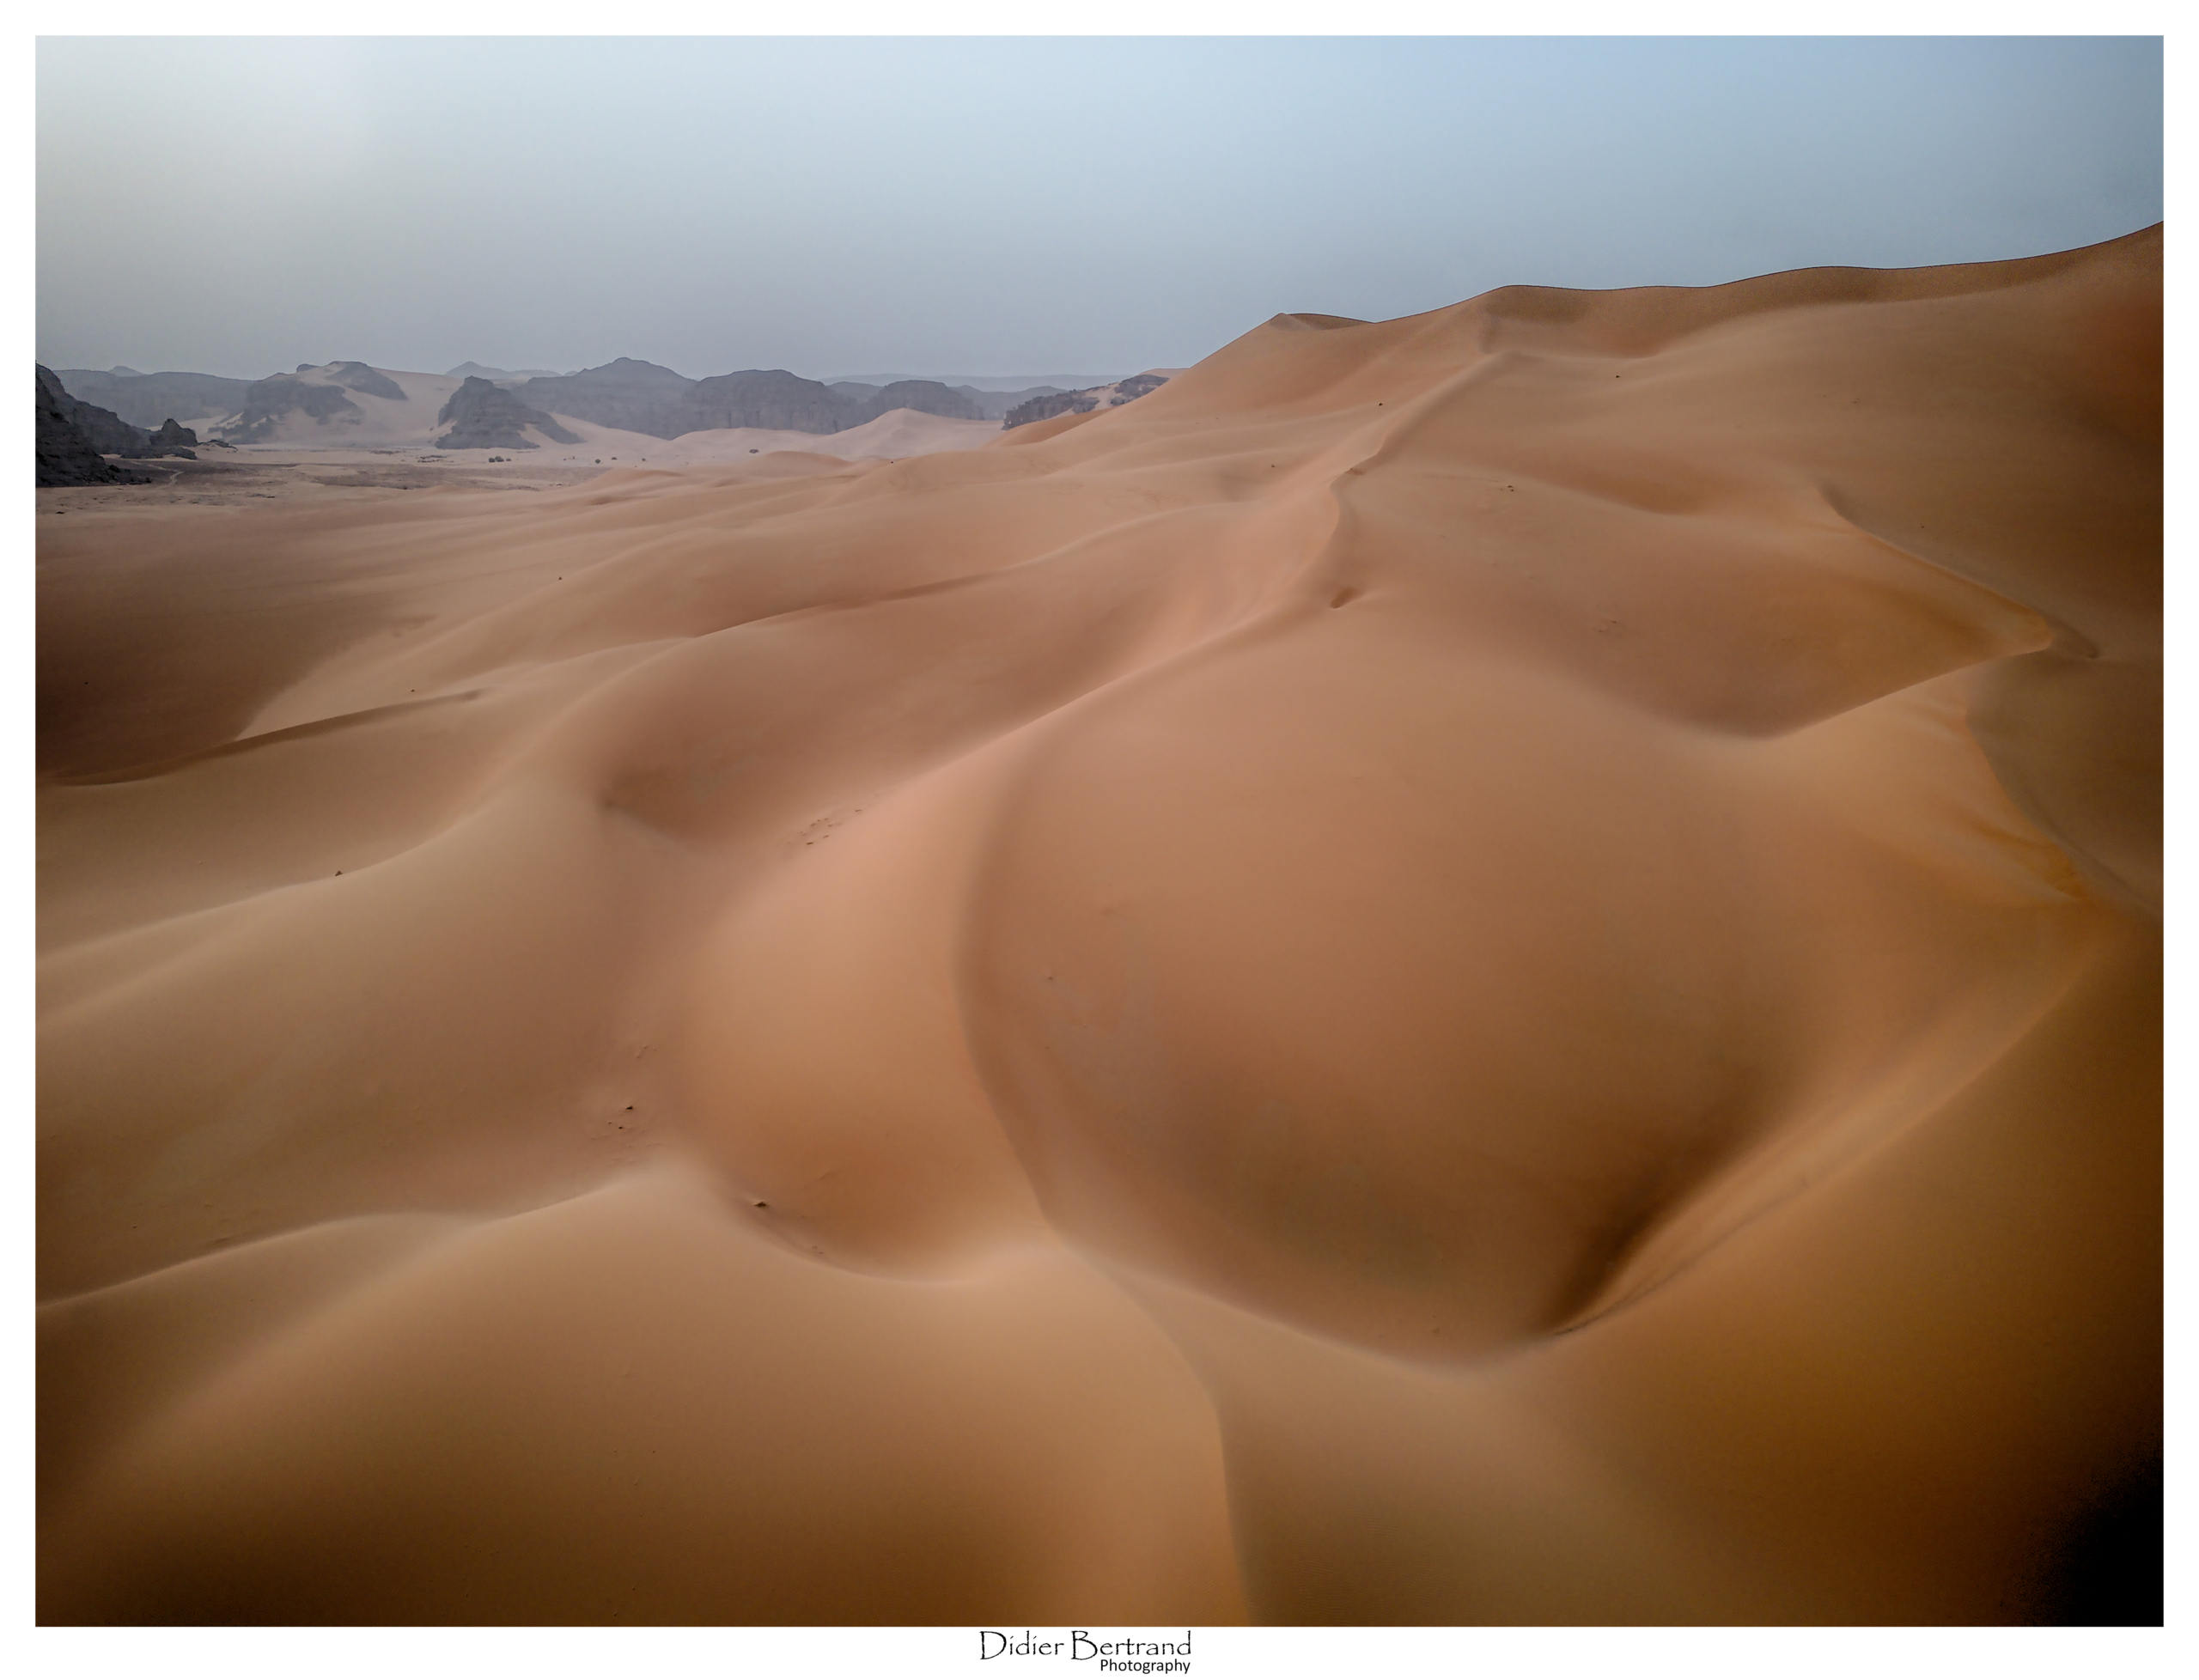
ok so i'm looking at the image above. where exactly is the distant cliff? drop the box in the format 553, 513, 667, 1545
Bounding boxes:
224, 374, 366, 442
1002, 373, 1169, 430
685, 369, 845, 435
52, 368, 253, 431
837, 380, 984, 427
38, 365, 154, 456
947, 384, 1068, 423
47, 356, 1157, 447
37, 366, 148, 486
498, 359, 696, 438
303, 360, 408, 400
213, 362, 421, 442
434, 377, 582, 450
508, 361, 987, 438
1001, 391, 1099, 429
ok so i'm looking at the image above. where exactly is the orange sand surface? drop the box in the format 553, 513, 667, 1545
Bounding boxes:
36, 228, 2160, 1624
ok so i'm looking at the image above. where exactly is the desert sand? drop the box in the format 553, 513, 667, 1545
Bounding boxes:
532, 405, 1002, 465
36, 227, 2160, 1624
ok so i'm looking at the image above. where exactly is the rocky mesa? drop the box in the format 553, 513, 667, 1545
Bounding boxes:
434, 376, 582, 450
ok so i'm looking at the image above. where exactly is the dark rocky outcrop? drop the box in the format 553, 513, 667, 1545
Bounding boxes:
837, 380, 985, 427
223, 374, 365, 441
145, 418, 198, 459
496, 361, 987, 440
1002, 390, 1100, 429
1109, 372, 1171, 405
504, 358, 696, 437
1001, 373, 1169, 429
216, 362, 408, 442
834, 380, 1069, 423
39, 365, 154, 455
37, 366, 147, 486
46, 361, 1158, 448
52, 368, 253, 431
319, 361, 407, 400
685, 369, 848, 435
956, 384, 1063, 422
684, 371, 979, 434
433, 376, 582, 450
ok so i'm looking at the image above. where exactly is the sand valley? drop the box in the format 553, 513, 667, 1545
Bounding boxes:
35, 228, 2162, 1625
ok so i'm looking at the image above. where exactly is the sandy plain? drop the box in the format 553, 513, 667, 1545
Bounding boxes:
35, 228, 2161, 1624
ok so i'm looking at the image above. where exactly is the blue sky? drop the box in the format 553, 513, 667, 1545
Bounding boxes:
34, 35, 2164, 380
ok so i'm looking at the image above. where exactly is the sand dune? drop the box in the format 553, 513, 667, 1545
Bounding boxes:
503, 405, 1002, 466
35, 228, 2160, 1624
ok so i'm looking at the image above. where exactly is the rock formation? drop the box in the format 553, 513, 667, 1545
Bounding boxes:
503, 362, 987, 439
433, 376, 582, 450
684, 368, 844, 435
298, 361, 408, 400
1108, 372, 1170, 405
1002, 390, 1100, 429
835, 380, 1081, 423
957, 384, 1065, 422
38, 365, 154, 456
222, 374, 365, 442
48, 357, 1150, 448
501, 358, 697, 437
36, 366, 147, 486
838, 380, 985, 426
685, 371, 980, 434
51, 369, 253, 432
1002, 374, 1169, 429
144, 419, 198, 459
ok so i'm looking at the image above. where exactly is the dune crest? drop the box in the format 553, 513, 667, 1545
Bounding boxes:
37, 228, 2159, 1624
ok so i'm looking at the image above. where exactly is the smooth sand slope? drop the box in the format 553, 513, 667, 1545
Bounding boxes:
526, 405, 1002, 466
37, 228, 2160, 1624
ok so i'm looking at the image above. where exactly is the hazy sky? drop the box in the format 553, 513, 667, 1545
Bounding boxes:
35, 35, 2163, 380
